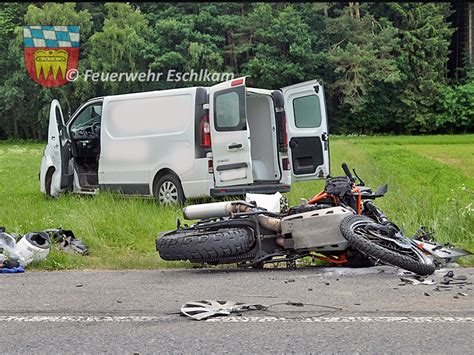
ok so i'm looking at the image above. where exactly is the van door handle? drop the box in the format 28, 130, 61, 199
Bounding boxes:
228, 143, 243, 150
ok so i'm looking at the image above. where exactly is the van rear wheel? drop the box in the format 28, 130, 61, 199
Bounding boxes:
154, 174, 185, 205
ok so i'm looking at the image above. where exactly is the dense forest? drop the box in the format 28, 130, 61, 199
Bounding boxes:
0, 2, 472, 139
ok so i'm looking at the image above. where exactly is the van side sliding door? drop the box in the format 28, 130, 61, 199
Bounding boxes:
209, 78, 253, 187
282, 80, 330, 181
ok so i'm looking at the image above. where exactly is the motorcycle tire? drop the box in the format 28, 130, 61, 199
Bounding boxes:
157, 227, 254, 263
340, 215, 436, 275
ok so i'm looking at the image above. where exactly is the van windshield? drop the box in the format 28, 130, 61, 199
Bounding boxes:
70, 104, 103, 130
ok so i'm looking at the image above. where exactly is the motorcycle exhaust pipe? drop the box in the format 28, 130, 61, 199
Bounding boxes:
183, 201, 239, 220
182, 201, 282, 232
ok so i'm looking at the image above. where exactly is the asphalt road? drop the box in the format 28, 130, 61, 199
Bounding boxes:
1, 266, 473, 354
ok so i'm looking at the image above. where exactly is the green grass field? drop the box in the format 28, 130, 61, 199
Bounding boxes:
1, 135, 473, 269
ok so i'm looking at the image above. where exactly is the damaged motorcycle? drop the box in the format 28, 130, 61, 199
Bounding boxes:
156, 163, 438, 275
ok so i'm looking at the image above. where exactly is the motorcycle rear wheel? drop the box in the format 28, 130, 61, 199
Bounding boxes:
340, 215, 435, 275
157, 227, 254, 263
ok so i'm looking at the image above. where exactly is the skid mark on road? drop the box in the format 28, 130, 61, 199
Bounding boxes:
0, 315, 473, 324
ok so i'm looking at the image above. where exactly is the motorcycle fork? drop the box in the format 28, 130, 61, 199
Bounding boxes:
363, 201, 399, 230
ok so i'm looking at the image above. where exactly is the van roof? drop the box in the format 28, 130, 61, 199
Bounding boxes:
84, 81, 279, 104
87, 87, 204, 103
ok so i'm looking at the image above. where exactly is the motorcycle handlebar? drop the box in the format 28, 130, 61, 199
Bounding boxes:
341, 162, 355, 183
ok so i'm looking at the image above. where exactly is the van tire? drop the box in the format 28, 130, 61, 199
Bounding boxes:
154, 174, 185, 205
157, 228, 253, 263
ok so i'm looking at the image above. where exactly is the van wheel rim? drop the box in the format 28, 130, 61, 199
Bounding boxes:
158, 181, 178, 204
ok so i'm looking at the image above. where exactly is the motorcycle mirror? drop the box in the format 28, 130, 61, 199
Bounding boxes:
375, 184, 388, 196
352, 168, 365, 186
341, 162, 355, 183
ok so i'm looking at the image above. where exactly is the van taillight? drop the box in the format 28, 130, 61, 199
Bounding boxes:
277, 110, 288, 152
282, 158, 290, 171
282, 111, 288, 147
200, 113, 211, 148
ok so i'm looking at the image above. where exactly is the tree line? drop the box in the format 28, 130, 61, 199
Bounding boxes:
0, 2, 472, 140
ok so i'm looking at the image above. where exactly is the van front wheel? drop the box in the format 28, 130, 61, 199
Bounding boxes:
154, 174, 185, 205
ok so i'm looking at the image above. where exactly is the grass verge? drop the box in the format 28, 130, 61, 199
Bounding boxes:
0, 135, 473, 269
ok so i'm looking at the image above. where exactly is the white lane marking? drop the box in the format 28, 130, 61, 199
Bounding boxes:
206, 316, 474, 323
0, 316, 174, 323
0, 316, 473, 324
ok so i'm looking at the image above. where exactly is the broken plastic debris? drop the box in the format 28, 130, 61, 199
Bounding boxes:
245, 192, 282, 213
441, 271, 470, 285
180, 300, 268, 321
399, 277, 435, 285
413, 237, 472, 266
44, 228, 89, 256
181, 301, 341, 321
444, 271, 454, 278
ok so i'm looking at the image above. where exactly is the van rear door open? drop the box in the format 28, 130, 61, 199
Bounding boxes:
282, 80, 330, 181
209, 78, 253, 187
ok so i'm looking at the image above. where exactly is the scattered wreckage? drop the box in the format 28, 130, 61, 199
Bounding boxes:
181, 268, 472, 321
0, 227, 88, 273
180, 300, 341, 321
157, 163, 471, 275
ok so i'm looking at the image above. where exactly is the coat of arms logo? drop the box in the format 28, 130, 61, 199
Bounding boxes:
23, 26, 79, 87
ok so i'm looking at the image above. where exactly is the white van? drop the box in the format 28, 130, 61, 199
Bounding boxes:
40, 77, 330, 203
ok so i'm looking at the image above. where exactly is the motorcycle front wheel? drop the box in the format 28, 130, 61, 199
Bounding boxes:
340, 215, 436, 275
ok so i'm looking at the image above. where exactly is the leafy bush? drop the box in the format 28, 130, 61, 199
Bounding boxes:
438, 78, 474, 132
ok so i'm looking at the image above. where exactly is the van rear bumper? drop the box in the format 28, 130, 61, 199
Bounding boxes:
210, 183, 290, 197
